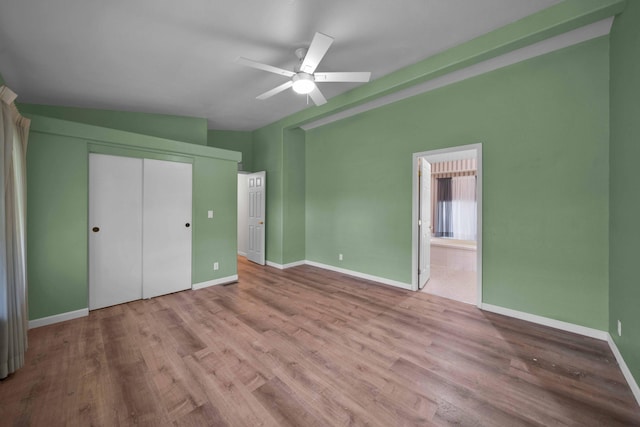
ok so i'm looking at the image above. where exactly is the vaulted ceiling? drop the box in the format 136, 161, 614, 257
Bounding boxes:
0, 0, 560, 130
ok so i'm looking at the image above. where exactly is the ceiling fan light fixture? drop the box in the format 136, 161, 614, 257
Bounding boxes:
237, 32, 370, 106
292, 73, 315, 94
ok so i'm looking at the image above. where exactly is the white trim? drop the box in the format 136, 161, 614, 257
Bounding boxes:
481, 303, 608, 341
266, 260, 306, 270
238, 251, 247, 256
282, 260, 306, 269
412, 143, 483, 309
192, 275, 238, 290
28, 308, 89, 329
301, 18, 614, 131
607, 334, 640, 406
266, 261, 284, 269
476, 147, 483, 308
305, 260, 412, 290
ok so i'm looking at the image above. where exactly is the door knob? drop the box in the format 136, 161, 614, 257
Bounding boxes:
92, 227, 100, 233
259, 221, 264, 224
185, 223, 191, 228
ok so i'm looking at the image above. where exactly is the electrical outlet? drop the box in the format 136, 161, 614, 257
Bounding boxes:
339, 253, 343, 261
618, 320, 622, 337
214, 262, 219, 271
208, 210, 214, 219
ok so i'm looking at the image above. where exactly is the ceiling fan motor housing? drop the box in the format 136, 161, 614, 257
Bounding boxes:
294, 48, 307, 72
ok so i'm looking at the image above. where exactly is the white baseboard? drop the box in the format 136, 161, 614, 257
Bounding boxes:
192, 275, 238, 290
28, 308, 89, 329
607, 334, 640, 406
266, 260, 305, 270
266, 261, 283, 269
480, 303, 609, 341
284, 260, 306, 268
304, 260, 413, 290
264, 258, 412, 290
237, 251, 247, 256
28, 276, 240, 328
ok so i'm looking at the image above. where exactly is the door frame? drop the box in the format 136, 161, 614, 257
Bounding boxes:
246, 171, 266, 265
411, 143, 483, 308
418, 158, 431, 289
237, 171, 251, 258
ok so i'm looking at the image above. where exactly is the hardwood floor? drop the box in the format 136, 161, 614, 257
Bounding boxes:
2, 257, 639, 426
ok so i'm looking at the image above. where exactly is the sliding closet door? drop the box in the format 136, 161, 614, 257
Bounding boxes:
142, 159, 192, 299
89, 154, 143, 310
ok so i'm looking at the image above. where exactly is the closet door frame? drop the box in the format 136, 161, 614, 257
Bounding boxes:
88, 152, 194, 310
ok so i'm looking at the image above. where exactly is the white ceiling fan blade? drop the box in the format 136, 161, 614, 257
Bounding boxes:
256, 81, 293, 100
308, 86, 327, 106
300, 32, 334, 74
314, 72, 371, 83
236, 57, 295, 78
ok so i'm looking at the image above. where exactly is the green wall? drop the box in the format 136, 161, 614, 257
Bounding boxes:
28, 132, 89, 318
192, 156, 239, 283
610, 1, 640, 384
282, 128, 306, 264
0, 71, 5, 86
19, 103, 208, 146
253, 124, 284, 264
306, 38, 610, 330
26, 115, 239, 320
252, 0, 622, 274
207, 129, 253, 172
250, 126, 306, 266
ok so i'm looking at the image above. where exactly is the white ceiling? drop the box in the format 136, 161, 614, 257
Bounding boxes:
0, 0, 561, 131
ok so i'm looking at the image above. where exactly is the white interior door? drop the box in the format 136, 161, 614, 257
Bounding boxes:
142, 159, 192, 299
237, 173, 249, 256
247, 171, 266, 265
419, 158, 431, 289
89, 154, 143, 310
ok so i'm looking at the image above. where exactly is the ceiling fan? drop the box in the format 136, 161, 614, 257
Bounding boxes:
236, 32, 371, 106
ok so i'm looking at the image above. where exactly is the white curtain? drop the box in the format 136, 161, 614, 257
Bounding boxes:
451, 175, 476, 241
0, 86, 30, 379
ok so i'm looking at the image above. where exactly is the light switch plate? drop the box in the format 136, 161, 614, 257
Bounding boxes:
208, 210, 214, 218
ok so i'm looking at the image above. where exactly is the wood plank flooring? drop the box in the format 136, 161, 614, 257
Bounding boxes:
2, 257, 639, 426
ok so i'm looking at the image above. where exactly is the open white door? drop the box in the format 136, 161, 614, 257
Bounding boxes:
418, 158, 431, 289
142, 159, 193, 299
89, 154, 143, 310
247, 171, 266, 265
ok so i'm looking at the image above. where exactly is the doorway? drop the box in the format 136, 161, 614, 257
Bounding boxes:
236, 171, 266, 266
411, 144, 482, 307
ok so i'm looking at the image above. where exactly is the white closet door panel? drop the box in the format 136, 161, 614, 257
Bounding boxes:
89, 154, 143, 310
142, 159, 192, 299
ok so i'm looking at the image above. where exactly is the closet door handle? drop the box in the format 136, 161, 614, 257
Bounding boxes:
185, 223, 190, 228
92, 227, 100, 233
